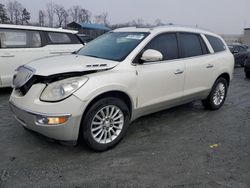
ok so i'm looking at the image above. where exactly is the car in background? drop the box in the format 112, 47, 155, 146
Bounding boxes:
227, 44, 249, 67
244, 56, 250, 78
10, 26, 234, 151
77, 34, 94, 44
0, 24, 83, 88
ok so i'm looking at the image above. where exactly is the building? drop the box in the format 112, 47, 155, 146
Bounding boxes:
242, 28, 250, 46
67, 22, 111, 38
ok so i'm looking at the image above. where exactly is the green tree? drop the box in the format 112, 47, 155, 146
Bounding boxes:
0, 3, 9, 24
21, 8, 30, 24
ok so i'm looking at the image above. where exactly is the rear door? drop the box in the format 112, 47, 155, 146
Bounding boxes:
0, 29, 44, 87
179, 32, 214, 100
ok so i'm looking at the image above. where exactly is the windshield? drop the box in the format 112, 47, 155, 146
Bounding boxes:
77, 32, 149, 61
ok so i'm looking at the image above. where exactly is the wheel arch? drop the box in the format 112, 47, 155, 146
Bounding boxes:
81, 90, 133, 122
77, 90, 133, 141
217, 72, 230, 86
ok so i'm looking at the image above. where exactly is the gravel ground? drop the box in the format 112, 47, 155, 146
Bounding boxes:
0, 68, 249, 188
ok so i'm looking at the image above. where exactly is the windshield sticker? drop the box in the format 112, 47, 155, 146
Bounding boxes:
126, 34, 144, 40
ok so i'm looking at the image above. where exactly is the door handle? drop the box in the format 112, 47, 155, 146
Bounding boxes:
1, 54, 15, 57
174, 69, 184, 75
206, 64, 214, 68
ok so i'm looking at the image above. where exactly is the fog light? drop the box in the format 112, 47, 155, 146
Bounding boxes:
37, 116, 69, 125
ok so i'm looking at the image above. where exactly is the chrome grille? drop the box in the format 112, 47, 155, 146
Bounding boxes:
12, 66, 34, 89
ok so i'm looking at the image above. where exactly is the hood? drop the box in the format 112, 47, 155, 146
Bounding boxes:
26, 54, 119, 76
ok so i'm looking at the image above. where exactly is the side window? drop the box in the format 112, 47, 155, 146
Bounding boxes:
47, 32, 71, 44
144, 33, 178, 61
179, 33, 203, 58
70, 34, 82, 44
206, 35, 226, 53
0, 29, 41, 48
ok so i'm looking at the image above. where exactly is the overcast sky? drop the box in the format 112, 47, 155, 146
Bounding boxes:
2, 0, 250, 34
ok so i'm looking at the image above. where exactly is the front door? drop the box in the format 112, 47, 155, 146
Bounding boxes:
135, 33, 185, 113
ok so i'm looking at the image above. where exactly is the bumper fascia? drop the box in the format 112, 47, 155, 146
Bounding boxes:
9, 85, 86, 141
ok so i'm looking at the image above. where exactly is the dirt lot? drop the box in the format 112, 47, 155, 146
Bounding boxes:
0, 68, 249, 188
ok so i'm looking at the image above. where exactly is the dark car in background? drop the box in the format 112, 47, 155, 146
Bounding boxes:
244, 56, 250, 78
228, 44, 249, 67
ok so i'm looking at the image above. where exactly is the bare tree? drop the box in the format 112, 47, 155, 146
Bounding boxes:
101, 12, 109, 26
54, 4, 66, 27
13, 2, 22, 24
7, 1, 23, 24
136, 18, 144, 27
78, 8, 91, 23
95, 12, 109, 25
46, 2, 54, 27
6, 1, 14, 23
69, 6, 81, 22
38, 10, 46, 26
154, 19, 163, 26
63, 9, 69, 28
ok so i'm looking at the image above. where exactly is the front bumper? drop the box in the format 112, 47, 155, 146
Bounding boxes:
9, 84, 86, 141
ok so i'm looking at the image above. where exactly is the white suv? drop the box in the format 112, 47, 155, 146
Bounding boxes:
0, 24, 83, 88
9, 26, 234, 151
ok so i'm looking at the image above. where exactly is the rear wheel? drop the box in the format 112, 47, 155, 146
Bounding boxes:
202, 77, 228, 110
79, 97, 130, 151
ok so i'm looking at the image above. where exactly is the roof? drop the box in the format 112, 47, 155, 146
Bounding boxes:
0, 24, 78, 34
114, 25, 217, 36
68, 22, 111, 31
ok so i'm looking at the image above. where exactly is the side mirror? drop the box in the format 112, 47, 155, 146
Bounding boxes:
140, 49, 163, 62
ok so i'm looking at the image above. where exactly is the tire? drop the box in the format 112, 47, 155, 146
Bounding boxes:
246, 72, 250, 78
79, 97, 130, 151
202, 77, 228, 110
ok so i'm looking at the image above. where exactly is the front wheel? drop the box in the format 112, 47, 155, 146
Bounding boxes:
202, 77, 228, 110
79, 97, 130, 151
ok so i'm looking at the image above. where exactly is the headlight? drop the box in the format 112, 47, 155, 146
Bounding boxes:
40, 76, 88, 102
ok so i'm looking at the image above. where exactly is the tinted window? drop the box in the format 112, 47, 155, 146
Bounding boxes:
206, 35, 226, 53
179, 33, 203, 58
144, 33, 178, 61
70, 34, 82, 44
200, 37, 209, 54
48, 32, 71, 44
0, 29, 41, 48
